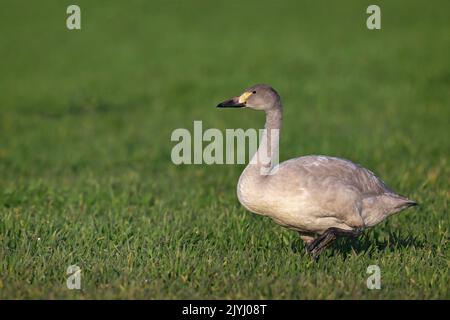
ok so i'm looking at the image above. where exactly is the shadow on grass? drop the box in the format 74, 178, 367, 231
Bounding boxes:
330, 231, 425, 257
290, 230, 426, 258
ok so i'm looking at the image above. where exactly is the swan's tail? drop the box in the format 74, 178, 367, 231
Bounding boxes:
361, 193, 418, 227
389, 194, 418, 210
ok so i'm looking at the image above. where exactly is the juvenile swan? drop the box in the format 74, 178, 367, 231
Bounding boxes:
217, 84, 417, 258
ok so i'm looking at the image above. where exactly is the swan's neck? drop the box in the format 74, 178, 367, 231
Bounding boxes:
239, 107, 282, 185
237, 106, 282, 213
250, 107, 282, 175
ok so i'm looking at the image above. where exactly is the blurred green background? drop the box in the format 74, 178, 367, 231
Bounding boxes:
0, 0, 448, 298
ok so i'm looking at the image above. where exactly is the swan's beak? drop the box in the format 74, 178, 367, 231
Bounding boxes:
216, 97, 245, 108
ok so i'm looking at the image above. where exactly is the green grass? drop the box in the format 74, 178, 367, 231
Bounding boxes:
0, 0, 449, 299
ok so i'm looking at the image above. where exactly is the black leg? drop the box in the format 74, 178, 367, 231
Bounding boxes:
307, 230, 337, 259
307, 227, 363, 259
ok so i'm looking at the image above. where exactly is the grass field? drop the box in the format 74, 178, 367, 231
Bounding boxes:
0, 0, 449, 299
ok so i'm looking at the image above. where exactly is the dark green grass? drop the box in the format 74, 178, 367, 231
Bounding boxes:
0, 0, 449, 299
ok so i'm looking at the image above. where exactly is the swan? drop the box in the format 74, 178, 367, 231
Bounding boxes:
217, 84, 417, 258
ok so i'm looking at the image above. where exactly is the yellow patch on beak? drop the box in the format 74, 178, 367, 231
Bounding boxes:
238, 92, 253, 104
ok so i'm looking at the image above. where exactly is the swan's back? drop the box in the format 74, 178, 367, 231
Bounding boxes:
271, 155, 416, 227
278, 155, 391, 196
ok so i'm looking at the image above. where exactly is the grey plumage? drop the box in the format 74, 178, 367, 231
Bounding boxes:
217, 84, 417, 257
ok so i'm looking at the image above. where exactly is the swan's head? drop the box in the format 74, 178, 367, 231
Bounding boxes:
216, 84, 281, 111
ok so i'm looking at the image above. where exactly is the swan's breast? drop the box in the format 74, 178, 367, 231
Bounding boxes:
236, 170, 268, 216
237, 165, 314, 221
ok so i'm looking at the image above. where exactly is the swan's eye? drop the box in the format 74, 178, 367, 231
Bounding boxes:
252, 91, 256, 94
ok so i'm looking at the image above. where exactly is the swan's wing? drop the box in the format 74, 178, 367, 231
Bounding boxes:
278, 155, 392, 196
273, 155, 413, 230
